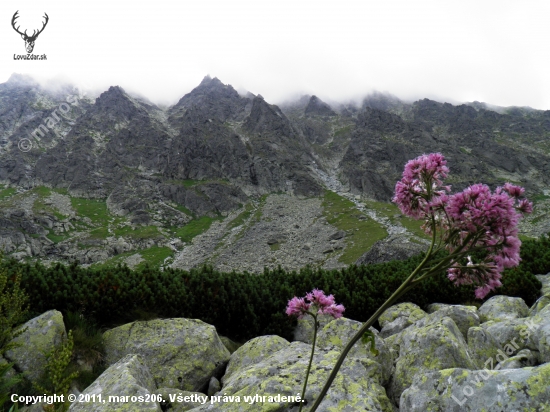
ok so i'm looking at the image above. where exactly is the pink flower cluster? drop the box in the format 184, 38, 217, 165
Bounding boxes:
393, 153, 533, 299
286, 289, 345, 320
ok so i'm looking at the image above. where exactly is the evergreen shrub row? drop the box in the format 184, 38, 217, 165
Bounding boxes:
1, 235, 547, 342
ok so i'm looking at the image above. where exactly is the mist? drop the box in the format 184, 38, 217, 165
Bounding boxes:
1, 0, 549, 110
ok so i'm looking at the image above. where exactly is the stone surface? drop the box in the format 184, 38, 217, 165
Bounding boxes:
223, 335, 289, 384
5, 309, 66, 383
316, 317, 394, 385
400, 364, 550, 412
389, 314, 476, 406
378, 303, 427, 329
478, 295, 529, 323
68, 354, 161, 411
416, 305, 479, 339
189, 342, 393, 411
467, 327, 503, 370
103, 318, 230, 391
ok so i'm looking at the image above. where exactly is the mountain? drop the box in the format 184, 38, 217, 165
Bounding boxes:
0, 74, 549, 270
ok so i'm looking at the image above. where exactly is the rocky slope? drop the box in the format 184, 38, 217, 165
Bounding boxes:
1, 73, 549, 270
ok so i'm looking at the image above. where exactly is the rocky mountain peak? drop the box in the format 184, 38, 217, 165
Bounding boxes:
304, 95, 336, 117
243, 95, 293, 135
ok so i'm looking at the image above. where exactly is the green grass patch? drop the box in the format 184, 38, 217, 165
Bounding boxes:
227, 203, 253, 230
88, 227, 110, 240
53, 188, 69, 195
173, 216, 222, 243
71, 198, 109, 226
322, 191, 387, 264
136, 246, 173, 269
47, 232, 71, 243
269, 243, 281, 251
0, 187, 16, 201
364, 200, 428, 239
114, 225, 161, 240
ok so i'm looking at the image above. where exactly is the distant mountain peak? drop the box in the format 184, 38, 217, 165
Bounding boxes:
6, 73, 38, 87
305, 95, 336, 117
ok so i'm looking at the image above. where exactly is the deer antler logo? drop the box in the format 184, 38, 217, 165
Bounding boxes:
11, 11, 49, 54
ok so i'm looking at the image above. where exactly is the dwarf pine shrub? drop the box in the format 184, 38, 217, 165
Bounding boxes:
0, 236, 546, 342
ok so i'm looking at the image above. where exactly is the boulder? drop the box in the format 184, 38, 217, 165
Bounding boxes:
293, 314, 334, 344
533, 320, 550, 363
529, 294, 550, 317
478, 295, 529, 323
400, 364, 550, 411
103, 318, 230, 391
379, 316, 411, 339
223, 335, 289, 384
416, 305, 479, 340
389, 314, 476, 405
68, 354, 161, 411
378, 303, 426, 329
536, 273, 550, 296
480, 318, 538, 352
188, 341, 393, 411
467, 327, 503, 370
5, 310, 66, 383
316, 317, 394, 386
497, 348, 538, 369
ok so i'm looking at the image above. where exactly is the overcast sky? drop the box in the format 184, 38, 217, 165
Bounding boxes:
1, 0, 549, 109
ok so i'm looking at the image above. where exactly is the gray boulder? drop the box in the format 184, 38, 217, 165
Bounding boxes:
497, 348, 538, 369
223, 335, 289, 384
480, 318, 538, 352
5, 309, 66, 383
378, 303, 426, 329
417, 304, 479, 340
467, 327, 503, 370
478, 295, 529, 323
103, 318, 230, 391
400, 364, 550, 411
389, 314, 476, 405
529, 294, 550, 317
68, 354, 161, 411
189, 341, 393, 411
536, 273, 550, 295
316, 317, 394, 385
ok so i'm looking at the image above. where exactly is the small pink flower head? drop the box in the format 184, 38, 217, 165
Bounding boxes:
393, 153, 450, 220
517, 199, 533, 214
285, 297, 310, 319
502, 183, 524, 198
286, 289, 345, 320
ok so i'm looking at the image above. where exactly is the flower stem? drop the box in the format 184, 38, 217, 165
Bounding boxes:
299, 315, 318, 412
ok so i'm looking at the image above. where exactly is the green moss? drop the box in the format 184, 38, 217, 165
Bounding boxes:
322, 191, 387, 264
